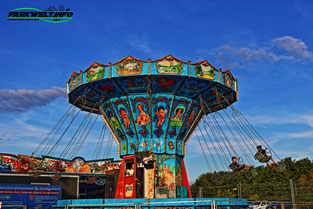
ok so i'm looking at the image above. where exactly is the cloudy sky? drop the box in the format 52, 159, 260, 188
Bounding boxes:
1, 0, 313, 182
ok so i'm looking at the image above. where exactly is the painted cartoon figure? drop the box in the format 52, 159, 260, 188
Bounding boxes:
108, 111, 120, 130
155, 106, 166, 127
169, 106, 185, 127
172, 107, 184, 121
119, 108, 130, 129
136, 103, 150, 125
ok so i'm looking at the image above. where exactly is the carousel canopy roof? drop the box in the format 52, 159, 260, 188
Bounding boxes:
67, 55, 238, 115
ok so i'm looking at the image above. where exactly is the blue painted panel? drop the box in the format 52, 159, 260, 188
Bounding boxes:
129, 95, 152, 151
114, 76, 148, 94
165, 96, 192, 155
189, 65, 196, 77
152, 75, 185, 94
72, 199, 103, 205
71, 86, 102, 103
111, 65, 118, 77
150, 62, 158, 75
176, 101, 202, 155
142, 63, 148, 74
111, 96, 138, 155
151, 95, 174, 153
214, 69, 219, 83
176, 77, 214, 97
100, 100, 126, 155
57, 199, 71, 206
181, 64, 188, 76
87, 79, 125, 98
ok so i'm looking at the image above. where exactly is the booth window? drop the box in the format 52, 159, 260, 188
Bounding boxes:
125, 159, 134, 177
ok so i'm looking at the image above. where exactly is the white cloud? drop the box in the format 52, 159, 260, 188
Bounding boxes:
271, 36, 313, 61
212, 45, 284, 61
247, 113, 313, 128
206, 36, 313, 68
129, 36, 152, 53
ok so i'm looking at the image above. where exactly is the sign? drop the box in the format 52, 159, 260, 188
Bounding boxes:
0, 184, 61, 209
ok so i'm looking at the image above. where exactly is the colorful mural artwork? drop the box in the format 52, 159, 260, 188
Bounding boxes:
111, 97, 138, 154
155, 157, 182, 198
116, 56, 143, 76
151, 96, 173, 153
69, 73, 80, 91
156, 55, 183, 74
223, 70, 234, 88
0, 153, 120, 175
130, 96, 152, 152
167, 98, 192, 154
177, 102, 202, 155
86, 62, 105, 82
195, 61, 216, 80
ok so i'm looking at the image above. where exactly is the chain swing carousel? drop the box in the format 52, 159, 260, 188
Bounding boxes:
10, 55, 285, 201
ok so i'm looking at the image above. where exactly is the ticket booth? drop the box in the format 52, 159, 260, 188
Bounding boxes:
115, 155, 136, 198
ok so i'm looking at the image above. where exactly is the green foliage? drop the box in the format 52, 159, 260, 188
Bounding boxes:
190, 157, 313, 201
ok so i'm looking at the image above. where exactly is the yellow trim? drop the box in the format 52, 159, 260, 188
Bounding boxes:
182, 107, 204, 156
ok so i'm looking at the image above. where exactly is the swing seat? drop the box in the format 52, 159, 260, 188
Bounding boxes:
251, 169, 258, 177
276, 164, 286, 172
254, 152, 271, 163
211, 174, 222, 183
228, 171, 237, 180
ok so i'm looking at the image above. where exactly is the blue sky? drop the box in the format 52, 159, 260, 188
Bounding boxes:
1, 0, 313, 182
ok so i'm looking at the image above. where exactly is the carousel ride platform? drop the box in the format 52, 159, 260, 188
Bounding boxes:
55, 197, 248, 209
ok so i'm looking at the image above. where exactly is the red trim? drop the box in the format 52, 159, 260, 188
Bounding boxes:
182, 159, 192, 198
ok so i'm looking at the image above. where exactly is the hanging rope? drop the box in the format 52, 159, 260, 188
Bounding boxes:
46, 91, 90, 157
33, 105, 74, 156
40, 107, 77, 156
58, 112, 92, 159
93, 124, 106, 160
198, 124, 221, 171
199, 97, 229, 168
68, 113, 93, 159
214, 87, 281, 161
212, 91, 254, 165
195, 129, 212, 171
59, 97, 105, 159
201, 121, 229, 167
200, 95, 238, 159
203, 114, 233, 162
103, 134, 114, 159
37, 89, 90, 157
70, 114, 100, 159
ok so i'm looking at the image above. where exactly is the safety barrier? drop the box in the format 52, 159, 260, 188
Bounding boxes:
53, 198, 247, 209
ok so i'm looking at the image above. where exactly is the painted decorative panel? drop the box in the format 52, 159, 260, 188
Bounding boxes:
165, 96, 192, 155
129, 95, 152, 152
111, 97, 138, 155
176, 101, 202, 155
151, 95, 173, 153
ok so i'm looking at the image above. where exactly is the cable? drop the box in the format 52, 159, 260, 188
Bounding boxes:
195, 129, 212, 171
